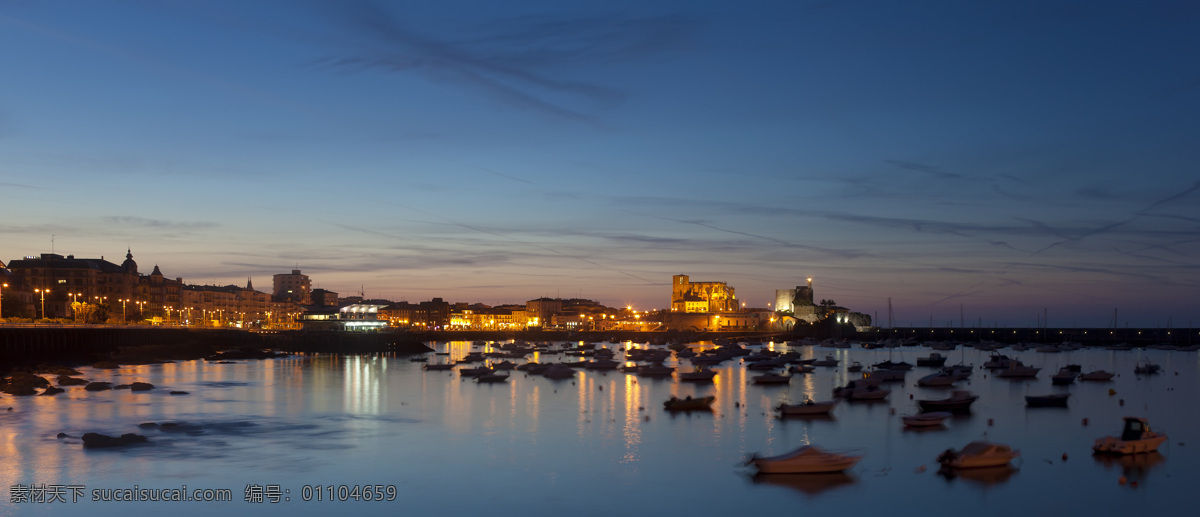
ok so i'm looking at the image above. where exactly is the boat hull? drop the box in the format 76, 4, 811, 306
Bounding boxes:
1092, 435, 1167, 455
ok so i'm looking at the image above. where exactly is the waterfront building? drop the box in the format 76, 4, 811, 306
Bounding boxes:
273, 269, 312, 305
298, 303, 388, 332
525, 297, 562, 328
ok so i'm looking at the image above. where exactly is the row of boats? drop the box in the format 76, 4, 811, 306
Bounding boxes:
746, 416, 1167, 474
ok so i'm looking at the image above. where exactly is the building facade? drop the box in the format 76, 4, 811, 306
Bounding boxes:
670, 274, 737, 313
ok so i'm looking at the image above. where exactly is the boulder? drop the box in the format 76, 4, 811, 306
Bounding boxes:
57, 376, 90, 386
40, 386, 66, 396
2, 373, 51, 396
84, 382, 113, 392
81, 432, 148, 448
169, 391, 189, 395
130, 382, 155, 392
113, 384, 131, 390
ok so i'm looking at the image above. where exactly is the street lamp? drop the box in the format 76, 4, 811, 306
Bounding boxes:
34, 288, 48, 320
119, 299, 129, 323
69, 292, 82, 322
0, 282, 7, 321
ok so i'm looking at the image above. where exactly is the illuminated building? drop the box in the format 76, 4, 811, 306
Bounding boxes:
298, 303, 389, 332
670, 274, 736, 313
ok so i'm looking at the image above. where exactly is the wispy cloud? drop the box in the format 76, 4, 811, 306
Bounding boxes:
885, 159, 962, 179
100, 217, 219, 230
319, 1, 697, 124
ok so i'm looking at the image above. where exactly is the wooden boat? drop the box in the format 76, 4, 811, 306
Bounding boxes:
408, 356, 429, 362
917, 390, 978, 413
678, 368, 717, 382
663, 395, 715, 411
746, 445, 863, 474
1025, 393, 1070, 407
846, 361, 862, 372
475, 373, 510, 383
1093, 417, 1167, 455
1079, 370, 1115, 381
423, 363, 455, 371
777, 399, 838, 416
937, 442, 1020, 469
753, 373, 792, 385
903, 411, 951, 428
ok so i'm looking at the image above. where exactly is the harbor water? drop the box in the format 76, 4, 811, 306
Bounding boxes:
2, 341, 1197, 516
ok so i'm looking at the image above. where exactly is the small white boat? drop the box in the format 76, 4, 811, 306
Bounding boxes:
1093, 417, 1167, 455
903, 411, 951, 428
937, 442, 1020, 469
746, 445, 863, 474
778, 399, 838, 416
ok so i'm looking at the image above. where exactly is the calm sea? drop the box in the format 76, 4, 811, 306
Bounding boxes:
1, 341, 1196, 516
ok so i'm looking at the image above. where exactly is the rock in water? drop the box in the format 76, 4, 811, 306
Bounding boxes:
81, 433, 148, 448
84, 382, 113, 392
130, 382, 155, 391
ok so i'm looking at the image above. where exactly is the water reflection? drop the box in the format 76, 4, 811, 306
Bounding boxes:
1094, 451, 1166, 487
751, 472, 857, 497
938, 465, 1018, 486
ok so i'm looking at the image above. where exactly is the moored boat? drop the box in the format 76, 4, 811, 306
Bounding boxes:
917, 390, 978, 413
745, 445, 863, 474
917, 372, 957, 387
903, 411, 951, 428
995, 362, 1040, 379
777, 399, 838, 416
916, 353, 947, 367
663, 395, 715, 411
1133, 362, 1161, 375
1051, 367, 1078, 385
1079, 370, 1115, 381
1093, 417, 1167, 455
937, 442, 1020, 469
753, 373, 792, 385
678, 368, 717, 382
1024, 393, 1069, 407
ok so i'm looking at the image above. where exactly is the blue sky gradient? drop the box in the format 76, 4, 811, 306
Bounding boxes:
2, 1, 1198, 327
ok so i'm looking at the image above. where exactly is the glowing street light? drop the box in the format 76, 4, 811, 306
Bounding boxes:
0, 282, 7, 321
33, 288, 48, 319
119, 299, 129, 323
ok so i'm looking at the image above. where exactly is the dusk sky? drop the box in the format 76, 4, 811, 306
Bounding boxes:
2, 1, 1198, 328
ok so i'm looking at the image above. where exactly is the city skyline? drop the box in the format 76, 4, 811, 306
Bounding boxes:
2, 1, 1198, 328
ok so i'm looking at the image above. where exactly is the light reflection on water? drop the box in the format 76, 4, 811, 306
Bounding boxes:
0, 341, 1196, 515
